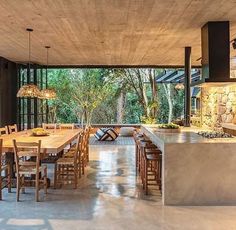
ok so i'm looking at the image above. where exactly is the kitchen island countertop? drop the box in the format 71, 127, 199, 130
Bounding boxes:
141, 125, 236, 206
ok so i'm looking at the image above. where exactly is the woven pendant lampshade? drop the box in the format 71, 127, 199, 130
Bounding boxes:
175, 83, 185, 90
39, 46, 57, 100
17, 28, 41, 98
17, 84, 41, 98
39, 89, 56, 99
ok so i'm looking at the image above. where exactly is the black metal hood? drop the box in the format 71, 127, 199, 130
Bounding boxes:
192, 21, 236, 87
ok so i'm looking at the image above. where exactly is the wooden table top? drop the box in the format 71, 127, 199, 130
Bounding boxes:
0, 129, 81, 153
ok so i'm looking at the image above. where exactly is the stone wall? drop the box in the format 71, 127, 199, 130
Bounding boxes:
201, 86, 236, 129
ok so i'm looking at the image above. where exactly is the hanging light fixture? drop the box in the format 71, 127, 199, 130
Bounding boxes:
39, 88, 56, 99
39, 46, 56, 99
17, 28, 41, 98
175, 82, 185, 90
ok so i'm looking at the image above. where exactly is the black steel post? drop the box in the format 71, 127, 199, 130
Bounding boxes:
184, 47, 191, 127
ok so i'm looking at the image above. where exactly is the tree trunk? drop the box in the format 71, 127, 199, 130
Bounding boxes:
163, 84, 173, 123
149, 69, 158, 118
117, 91, 126, 124
143, 83, 150, 117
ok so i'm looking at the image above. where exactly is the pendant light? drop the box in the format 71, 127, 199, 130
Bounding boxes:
175, 82, 185, 90
39, 46, 56, 99
17, 28, 41, 98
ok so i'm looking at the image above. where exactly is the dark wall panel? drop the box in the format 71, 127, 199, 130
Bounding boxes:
0, 57, 17, 127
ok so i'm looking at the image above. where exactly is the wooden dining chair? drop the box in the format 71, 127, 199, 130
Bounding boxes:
0, 126, 8, 136
59, 123, 74, 130
0, 139, 11, 200
13, 140, 47, 202
42, 123, 57, 130
8, 124, 18, 134
69, 127, 90, 164
55, 132, 85, 188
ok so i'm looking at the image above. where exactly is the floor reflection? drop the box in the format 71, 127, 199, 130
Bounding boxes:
0, 144, 236, 230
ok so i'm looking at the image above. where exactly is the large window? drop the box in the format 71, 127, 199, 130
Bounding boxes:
17, 64, 48, 130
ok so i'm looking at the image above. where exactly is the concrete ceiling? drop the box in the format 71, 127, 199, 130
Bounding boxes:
0, 0, 236, 66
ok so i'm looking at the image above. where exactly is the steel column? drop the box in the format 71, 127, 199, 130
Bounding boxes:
184, 47, 191, 127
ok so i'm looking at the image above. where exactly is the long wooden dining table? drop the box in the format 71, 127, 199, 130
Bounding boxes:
1, 129, 81, 154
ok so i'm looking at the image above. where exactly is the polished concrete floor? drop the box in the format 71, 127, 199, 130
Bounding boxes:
1, 145, 236, 230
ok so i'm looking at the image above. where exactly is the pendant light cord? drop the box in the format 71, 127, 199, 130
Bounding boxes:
26, 28, 33, 80
46, 47, 48, 79
45, 46, 50, 89
28, 30, 31, 70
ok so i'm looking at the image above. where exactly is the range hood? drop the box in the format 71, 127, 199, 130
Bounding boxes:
192, 21, 236, 87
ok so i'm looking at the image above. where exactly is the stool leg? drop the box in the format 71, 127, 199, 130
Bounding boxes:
144, 159, 148, 195
7, 164, 11, 193
54, 163, 57, 189
138, 147, 142, 173
135, 144, 138, 173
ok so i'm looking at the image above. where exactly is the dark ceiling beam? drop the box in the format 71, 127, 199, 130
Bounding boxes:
178, 70, 200, 83
167, 71, 185, 82
155, 70, 166, 80
45, 64, 202, 69
156, 70, 178, 82
190, 75, 201, 82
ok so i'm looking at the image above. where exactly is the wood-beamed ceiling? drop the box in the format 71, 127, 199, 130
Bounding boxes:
0, 0, 236, 66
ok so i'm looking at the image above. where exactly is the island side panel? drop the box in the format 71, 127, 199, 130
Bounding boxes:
164, 143, 236, 205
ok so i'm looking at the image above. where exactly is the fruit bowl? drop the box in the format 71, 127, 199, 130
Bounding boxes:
31, 128, 49, 136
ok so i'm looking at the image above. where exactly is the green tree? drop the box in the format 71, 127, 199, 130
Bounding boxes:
48, 68, 184, 125
48, 69, 113, 126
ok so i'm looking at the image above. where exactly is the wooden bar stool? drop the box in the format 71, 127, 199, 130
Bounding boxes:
133, 132, 150, 170
136, 138, 155, 173
133, 131, 144, 164
140, 144, 162, 195
139, 142, 159, 183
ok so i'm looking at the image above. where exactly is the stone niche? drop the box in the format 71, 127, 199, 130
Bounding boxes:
201, 86, 236, 129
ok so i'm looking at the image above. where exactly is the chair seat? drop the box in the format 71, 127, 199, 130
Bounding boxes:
57, 157, 74, 165
64, 148, 85, 158
145, 149, 162, 154
139, 143, 156, 149
19, 165, 46, 175
146, 154, 160, 161
64, 151, 74, 158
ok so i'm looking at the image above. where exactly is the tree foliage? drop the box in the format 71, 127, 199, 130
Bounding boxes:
48, 68, 184, 125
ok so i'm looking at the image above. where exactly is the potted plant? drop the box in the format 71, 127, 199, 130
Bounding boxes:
155, 123, 180, 133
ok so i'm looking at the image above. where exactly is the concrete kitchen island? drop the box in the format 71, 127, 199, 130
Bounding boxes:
141, 125, 236, 205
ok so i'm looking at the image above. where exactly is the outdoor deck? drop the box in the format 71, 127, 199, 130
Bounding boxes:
1, 141, 236, 229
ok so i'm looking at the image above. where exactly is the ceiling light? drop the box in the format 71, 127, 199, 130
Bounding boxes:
175, 83, 185, 90
39, 46, 57, 99
17, 28, 41, 98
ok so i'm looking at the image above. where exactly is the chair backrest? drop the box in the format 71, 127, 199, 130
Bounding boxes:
13, 140, 42, 175
59, 123, 74, 130
42, 123, 57, 130
81, 128, 89, 152
84, 127, 90, 146
73, 132, 84, 163
0, 126, 8, 136
8, 124, 18, 134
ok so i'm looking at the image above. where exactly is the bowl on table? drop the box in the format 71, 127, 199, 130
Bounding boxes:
31, 128, 49, 137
